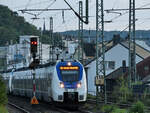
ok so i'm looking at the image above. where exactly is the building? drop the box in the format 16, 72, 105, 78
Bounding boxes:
6, 35, 79, 70
85, 40, 150, 95
7, 35, 39, 69
137, 56, 150, 83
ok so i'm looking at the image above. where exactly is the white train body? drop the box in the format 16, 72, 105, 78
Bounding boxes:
2, 60, 87, 105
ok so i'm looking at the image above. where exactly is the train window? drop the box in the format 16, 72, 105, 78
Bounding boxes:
61, 70, 79, 82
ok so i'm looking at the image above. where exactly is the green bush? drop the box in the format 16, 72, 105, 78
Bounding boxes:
112, 76, 132, 103
0, 105, 8, 113
87, 94, 96, 99
101, 105, 116, 113
112, 108, 127, 113
0, 75, 7, 105
129, 101, 145, 113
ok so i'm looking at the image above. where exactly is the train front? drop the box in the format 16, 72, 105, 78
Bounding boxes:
52, 60, 87, 105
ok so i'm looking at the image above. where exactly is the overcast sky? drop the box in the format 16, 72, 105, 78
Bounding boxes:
0, 0, 150, 32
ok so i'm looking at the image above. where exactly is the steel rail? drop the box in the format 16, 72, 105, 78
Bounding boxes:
8, 102, 30, 113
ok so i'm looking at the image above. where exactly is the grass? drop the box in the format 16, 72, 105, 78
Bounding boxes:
87, 94, 96, 99
0, 105, 8, 113
101, 104, 128, 113
112, 108, 128, 113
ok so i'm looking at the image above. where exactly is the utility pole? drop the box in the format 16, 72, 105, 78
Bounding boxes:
49, 17, 53, 61
39, 27, 42, 64
96, 0, 107, 104
129, 0, 136, 87
78, 1, 83, 63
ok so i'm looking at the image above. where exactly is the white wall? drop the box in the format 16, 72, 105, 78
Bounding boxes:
86, 44, 143, 95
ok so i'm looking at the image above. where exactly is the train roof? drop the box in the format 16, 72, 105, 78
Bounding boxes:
1, 61, 56, 73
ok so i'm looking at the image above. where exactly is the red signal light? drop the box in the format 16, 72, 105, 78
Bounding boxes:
31, 41, 37, 45
30, 37, 38, 54
34, 41, 37, 45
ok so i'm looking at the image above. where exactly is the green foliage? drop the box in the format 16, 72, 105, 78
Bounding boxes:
87, 94, 96, 99
42, 31, 63, 46
112, 108, 127, 113
129, 101, 145, 113
0, 5, 40, 46
131, 81, 143, 85
101, 105, 116, 113
92, 105, 101, 113
0, 75, 7, 105
112, 76, 132, 103
0, 5, 64, 46
101, 105, 127, 113
0, 105, 8, 113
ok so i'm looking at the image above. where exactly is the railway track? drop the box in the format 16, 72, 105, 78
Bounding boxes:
8, 102, 30, 113
8, 95, 90, 113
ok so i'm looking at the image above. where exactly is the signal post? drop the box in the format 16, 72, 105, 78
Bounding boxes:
29, 37, 39, 105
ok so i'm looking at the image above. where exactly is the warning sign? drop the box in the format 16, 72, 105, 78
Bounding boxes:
95, 75, 104, 86
31, 96, 39, 105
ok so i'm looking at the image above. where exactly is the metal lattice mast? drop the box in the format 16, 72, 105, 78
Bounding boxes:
49, 17, 53, 61
129, 0, 136, 87
96, 0, 107, 103
78, 1, 83, 62
39, 28, 43, 64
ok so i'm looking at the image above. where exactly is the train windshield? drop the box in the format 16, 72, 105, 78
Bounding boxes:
61, 70, 79, 82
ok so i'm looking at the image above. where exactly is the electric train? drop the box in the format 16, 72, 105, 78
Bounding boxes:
2, 60, 87, 107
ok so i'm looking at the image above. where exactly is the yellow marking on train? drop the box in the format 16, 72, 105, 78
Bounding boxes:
60, 66, 79, 70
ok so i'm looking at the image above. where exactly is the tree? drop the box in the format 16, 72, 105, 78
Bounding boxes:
0, 75, 7, 105
112, 76, 132, 103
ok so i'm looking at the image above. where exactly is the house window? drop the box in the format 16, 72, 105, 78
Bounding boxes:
108, 61, 115, 70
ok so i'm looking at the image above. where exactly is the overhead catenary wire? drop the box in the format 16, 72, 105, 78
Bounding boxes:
37, 0, 56, 16
119, 17, 150, 34
17, 0, 93, 32
107, 4, 150, 23
112, 0, 119, 9
139, 2, 150, 8
105, 2, 150, 23
53, 0, 94, 31
13, 0, 52, 9
25, 0, 32, 9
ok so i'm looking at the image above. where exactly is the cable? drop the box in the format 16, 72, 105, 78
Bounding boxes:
119, 17, 150, 34
110, 11, 128, 22
112, 0, 119, 9
37, 0, 56, 16
108, 2, 150, 23
13, 0, 51, 9
139, 2, 150, 8
25, 0, 32, 9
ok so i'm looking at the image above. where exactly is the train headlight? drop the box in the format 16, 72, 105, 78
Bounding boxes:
60, 82, 64, 88
67, 62, 71, 66
77, 82, 81, 88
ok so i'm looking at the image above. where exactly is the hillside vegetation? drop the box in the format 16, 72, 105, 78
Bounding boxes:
0, 75, 8, 113
0, 5, 40, 46
0, 5, 63, 46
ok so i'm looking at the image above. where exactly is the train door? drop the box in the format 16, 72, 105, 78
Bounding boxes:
48, 72, 52, 99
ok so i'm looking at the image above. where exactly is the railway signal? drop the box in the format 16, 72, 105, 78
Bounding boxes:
30, 37, 38, 55
30, 37, 39, 105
